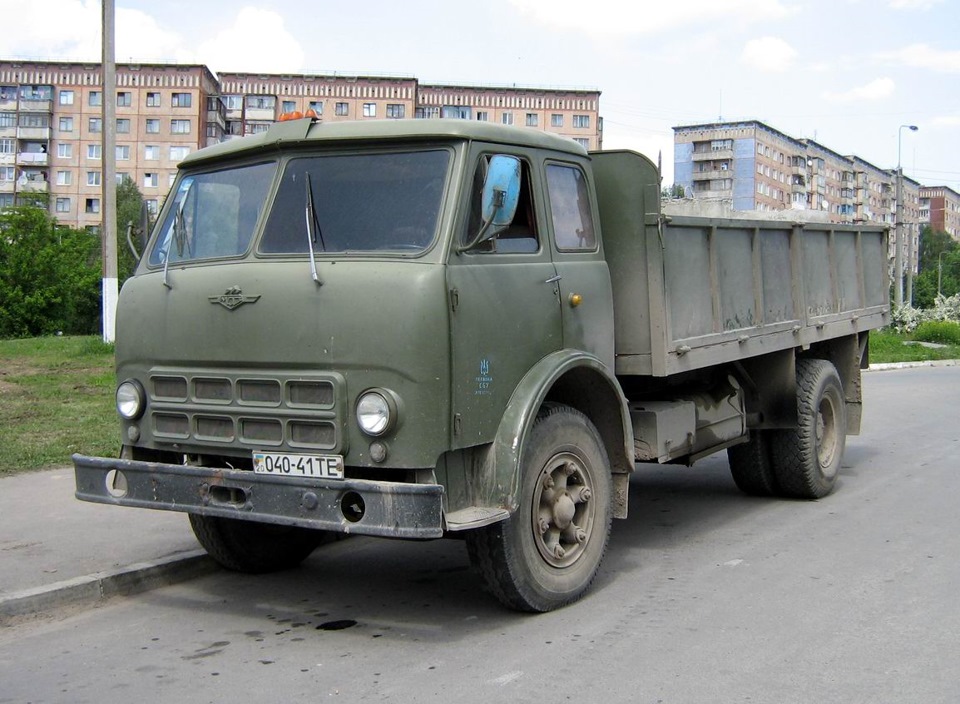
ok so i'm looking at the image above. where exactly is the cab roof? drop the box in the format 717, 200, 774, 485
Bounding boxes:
180, 118, 588, 167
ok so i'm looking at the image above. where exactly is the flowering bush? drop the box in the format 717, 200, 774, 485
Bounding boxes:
890, 293, 960, 334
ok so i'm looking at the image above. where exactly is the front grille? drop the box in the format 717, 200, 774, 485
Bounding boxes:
145, 370, 343, 452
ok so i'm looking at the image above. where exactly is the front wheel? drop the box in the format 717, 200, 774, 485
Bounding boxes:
466, 405, 613, 612
189, 514, 330, 573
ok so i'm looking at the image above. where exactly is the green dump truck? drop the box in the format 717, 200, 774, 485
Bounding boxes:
74, 118, 890, 612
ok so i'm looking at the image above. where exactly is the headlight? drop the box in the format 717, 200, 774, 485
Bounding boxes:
356, 390, 394, 436
116, 380, 145, 420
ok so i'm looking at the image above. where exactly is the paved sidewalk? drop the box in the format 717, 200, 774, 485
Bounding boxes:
0, 466, 215, 620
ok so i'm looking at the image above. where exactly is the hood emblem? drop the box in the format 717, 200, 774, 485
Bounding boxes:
209, 286, 261, 310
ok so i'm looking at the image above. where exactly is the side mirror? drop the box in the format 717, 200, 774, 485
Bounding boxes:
460, 155, 521, 252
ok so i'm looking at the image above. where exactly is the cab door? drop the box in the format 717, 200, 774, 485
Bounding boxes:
447, 150, 562, 447
543, 159, 615, 370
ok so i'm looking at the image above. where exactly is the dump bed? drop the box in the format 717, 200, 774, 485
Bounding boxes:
592, 150, 891, 377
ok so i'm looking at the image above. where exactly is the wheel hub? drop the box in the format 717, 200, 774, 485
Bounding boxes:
532, 454, 594, 568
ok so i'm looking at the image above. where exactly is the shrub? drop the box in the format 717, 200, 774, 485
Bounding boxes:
912, 320, 960, 346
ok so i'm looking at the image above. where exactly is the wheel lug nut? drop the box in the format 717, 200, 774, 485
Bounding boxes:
538, 518, 550, 534
563, 462, 576, 476
543, 475, 555, 489
554, 545, 566, 559
579, 487, 591, 501
575, 529, 587, 544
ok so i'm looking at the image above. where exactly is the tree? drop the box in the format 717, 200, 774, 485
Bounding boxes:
661, 183, 686, 199
912, 227, 960, 308
116, 175, 151, 282
0, 206, 101, 337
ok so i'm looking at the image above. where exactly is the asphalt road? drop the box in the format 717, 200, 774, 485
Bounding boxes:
1, 366, 958, 704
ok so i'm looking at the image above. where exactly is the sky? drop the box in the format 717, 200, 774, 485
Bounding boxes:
2, 0, 958, 189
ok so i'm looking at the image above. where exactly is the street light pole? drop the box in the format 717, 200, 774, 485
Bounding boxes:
895, 124, 918, 307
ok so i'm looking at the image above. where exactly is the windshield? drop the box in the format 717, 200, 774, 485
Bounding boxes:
259, 150, 449, 254
148, 161, 276, 266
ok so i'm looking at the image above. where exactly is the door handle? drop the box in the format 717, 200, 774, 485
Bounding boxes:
544, 274, 562, 284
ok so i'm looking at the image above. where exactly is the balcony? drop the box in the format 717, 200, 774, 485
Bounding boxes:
692, 148, 733, 161
17, 152, 48, 167
18, 99, 52, 113
0, 180, 14, 193
244, 107, 275, 121
17, 126, 51, 140
693, 168, 730, 179
0, 125, 15, 138
18, 177, 48, 193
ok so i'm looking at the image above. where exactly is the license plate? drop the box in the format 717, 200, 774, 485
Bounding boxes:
253, 451, 344, 480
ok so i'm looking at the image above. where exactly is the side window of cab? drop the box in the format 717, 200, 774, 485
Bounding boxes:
463, 155, 539, 254
545, 163, 597, 252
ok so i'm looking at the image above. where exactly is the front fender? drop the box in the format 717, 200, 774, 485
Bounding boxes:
488, 349, 633, 514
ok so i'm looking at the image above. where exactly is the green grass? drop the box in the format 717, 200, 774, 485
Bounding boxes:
869, 329, 960, 363
0, 336, 117, 475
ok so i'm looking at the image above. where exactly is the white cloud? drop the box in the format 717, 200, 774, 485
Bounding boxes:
740, 37, 798, 72
931, 115, 960, 127
876, 43, 960, 73
193, 7, 305, 74
507, 0, 795, 37
888, 0, 944, 9
823, 77, 895, 102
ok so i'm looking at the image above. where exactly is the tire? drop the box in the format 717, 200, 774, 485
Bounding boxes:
727, 430, 778, 496
770, 359, 846, 499
188, 514, 329, 573
466, 404, 613, 612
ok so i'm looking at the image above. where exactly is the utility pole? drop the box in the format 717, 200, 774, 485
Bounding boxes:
895, 124, 918, 308
101, 0, 118, 342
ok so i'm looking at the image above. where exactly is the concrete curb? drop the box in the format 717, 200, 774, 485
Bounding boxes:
867, 359, 959, 372
0, 550, 217, 623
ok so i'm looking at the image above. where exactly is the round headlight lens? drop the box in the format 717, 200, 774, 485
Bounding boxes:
356, 391, 391, 436
116, 381, 144, 420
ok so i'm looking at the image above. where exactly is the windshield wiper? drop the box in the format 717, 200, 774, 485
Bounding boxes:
304, 173, 325, 287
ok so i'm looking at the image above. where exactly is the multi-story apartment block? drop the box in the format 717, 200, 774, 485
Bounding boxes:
416, 84, 601, 150
0, 61, 219, 229
0, 60, 602, 231
920, 186, 960, 240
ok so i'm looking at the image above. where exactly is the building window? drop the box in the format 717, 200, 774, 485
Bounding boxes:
143, 172, 158, 188
526, 113, 538, 127
56, 197, 70, 213
116, 145, 130, 160
56, 170, 71, 185
146, 92, 161, 107
308, 100, 323, 115
85, 197, 100, 214
145, 118, 160, 133
223, 95, 241, 110
172, 92, 192, 108
117, 91, 132, 107
87, 170, 101, 186
88, 117, 102, 133
386, 103, 404, 119
116, 118, 130, 134
574, 138, 590, 149
0, 113, 13, 128
363, 103, 376, 118
246, 95, 276, 110
282, 100, 296, 113
144, 145, 159, 160
170, 145, 190, 161
415, 106, 439, 119
551, 114, 563, 127
501, 112, 514, 126
572, 115, 590, 129
146, 198, 159, 215
59, 90, 74, 105
57, 143, 72, 158
335, 102, 349, 116
116, 173, 127, 184
0, 166, 14, 182
171, 119, 191, 134
89, 91, 101, 107
59, 116, 73, 132
0, 138, 13, 154
248, 123, 269, 134
87, 144, 101, 159
476, 111, 489, 122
